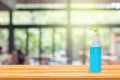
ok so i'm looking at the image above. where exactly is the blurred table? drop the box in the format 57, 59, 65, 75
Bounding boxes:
0, 65, 120, 80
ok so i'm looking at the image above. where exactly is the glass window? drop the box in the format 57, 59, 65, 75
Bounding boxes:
71, 3, 107, 9
41, 28, 53, 54
28, 29, 39, 55
17, 3, 67, 9
0, 29, 8, 52
14, 29, 27, 52
71, 10, 120, 25
55, 28, 66, 52
72, 28, 85, 65
53, 28, 67, 64
13, 11, 67, 25
99, 28, 111, 55
13, 11, 33, 25
33, 11, 67, 25
0, 11, 9, 25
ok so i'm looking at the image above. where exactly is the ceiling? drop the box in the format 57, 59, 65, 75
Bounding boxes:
1, 0, 120, 10
17, 0, 120, 3
17, 0, 67, 3
0, 1, 10, 10
0, 0, 16, 10
71, 0, 120, 3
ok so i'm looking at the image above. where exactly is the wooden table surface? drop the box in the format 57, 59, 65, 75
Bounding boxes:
0, 65, 119, 80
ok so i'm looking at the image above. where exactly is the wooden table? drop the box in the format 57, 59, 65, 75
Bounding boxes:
0, 65, 119, 80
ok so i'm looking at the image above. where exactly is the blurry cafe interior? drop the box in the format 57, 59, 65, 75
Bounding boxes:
0, 0, 120, 65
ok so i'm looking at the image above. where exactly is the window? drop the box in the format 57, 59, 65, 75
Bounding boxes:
28, 29, 39, 55
13, 11, 33, 25
0, 29, 8, 52
33, 11, 68, 25
71, 11, 120, 25
41, 28, 53, 55
14, 29, 27, 52
13, 11, 68, 25
0, 11, 9, 25
71, 3, 107, 9
55, 28, 66, 52
72, 28, 84, 65
17, 3, 67, 9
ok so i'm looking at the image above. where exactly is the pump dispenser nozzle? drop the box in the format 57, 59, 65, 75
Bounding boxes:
89, 27, 99, 36
89, 27, 100, 46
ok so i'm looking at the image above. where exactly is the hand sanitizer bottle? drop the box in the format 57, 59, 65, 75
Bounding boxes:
89, 28, 102, 73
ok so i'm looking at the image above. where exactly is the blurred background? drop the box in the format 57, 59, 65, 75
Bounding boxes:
0, 0, 120, 65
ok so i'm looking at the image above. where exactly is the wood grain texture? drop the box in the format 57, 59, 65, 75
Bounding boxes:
0, 65, 119, 80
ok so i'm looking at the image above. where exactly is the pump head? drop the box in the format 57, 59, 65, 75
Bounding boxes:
89, 27, 100, 45
89, 27, 99, 36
